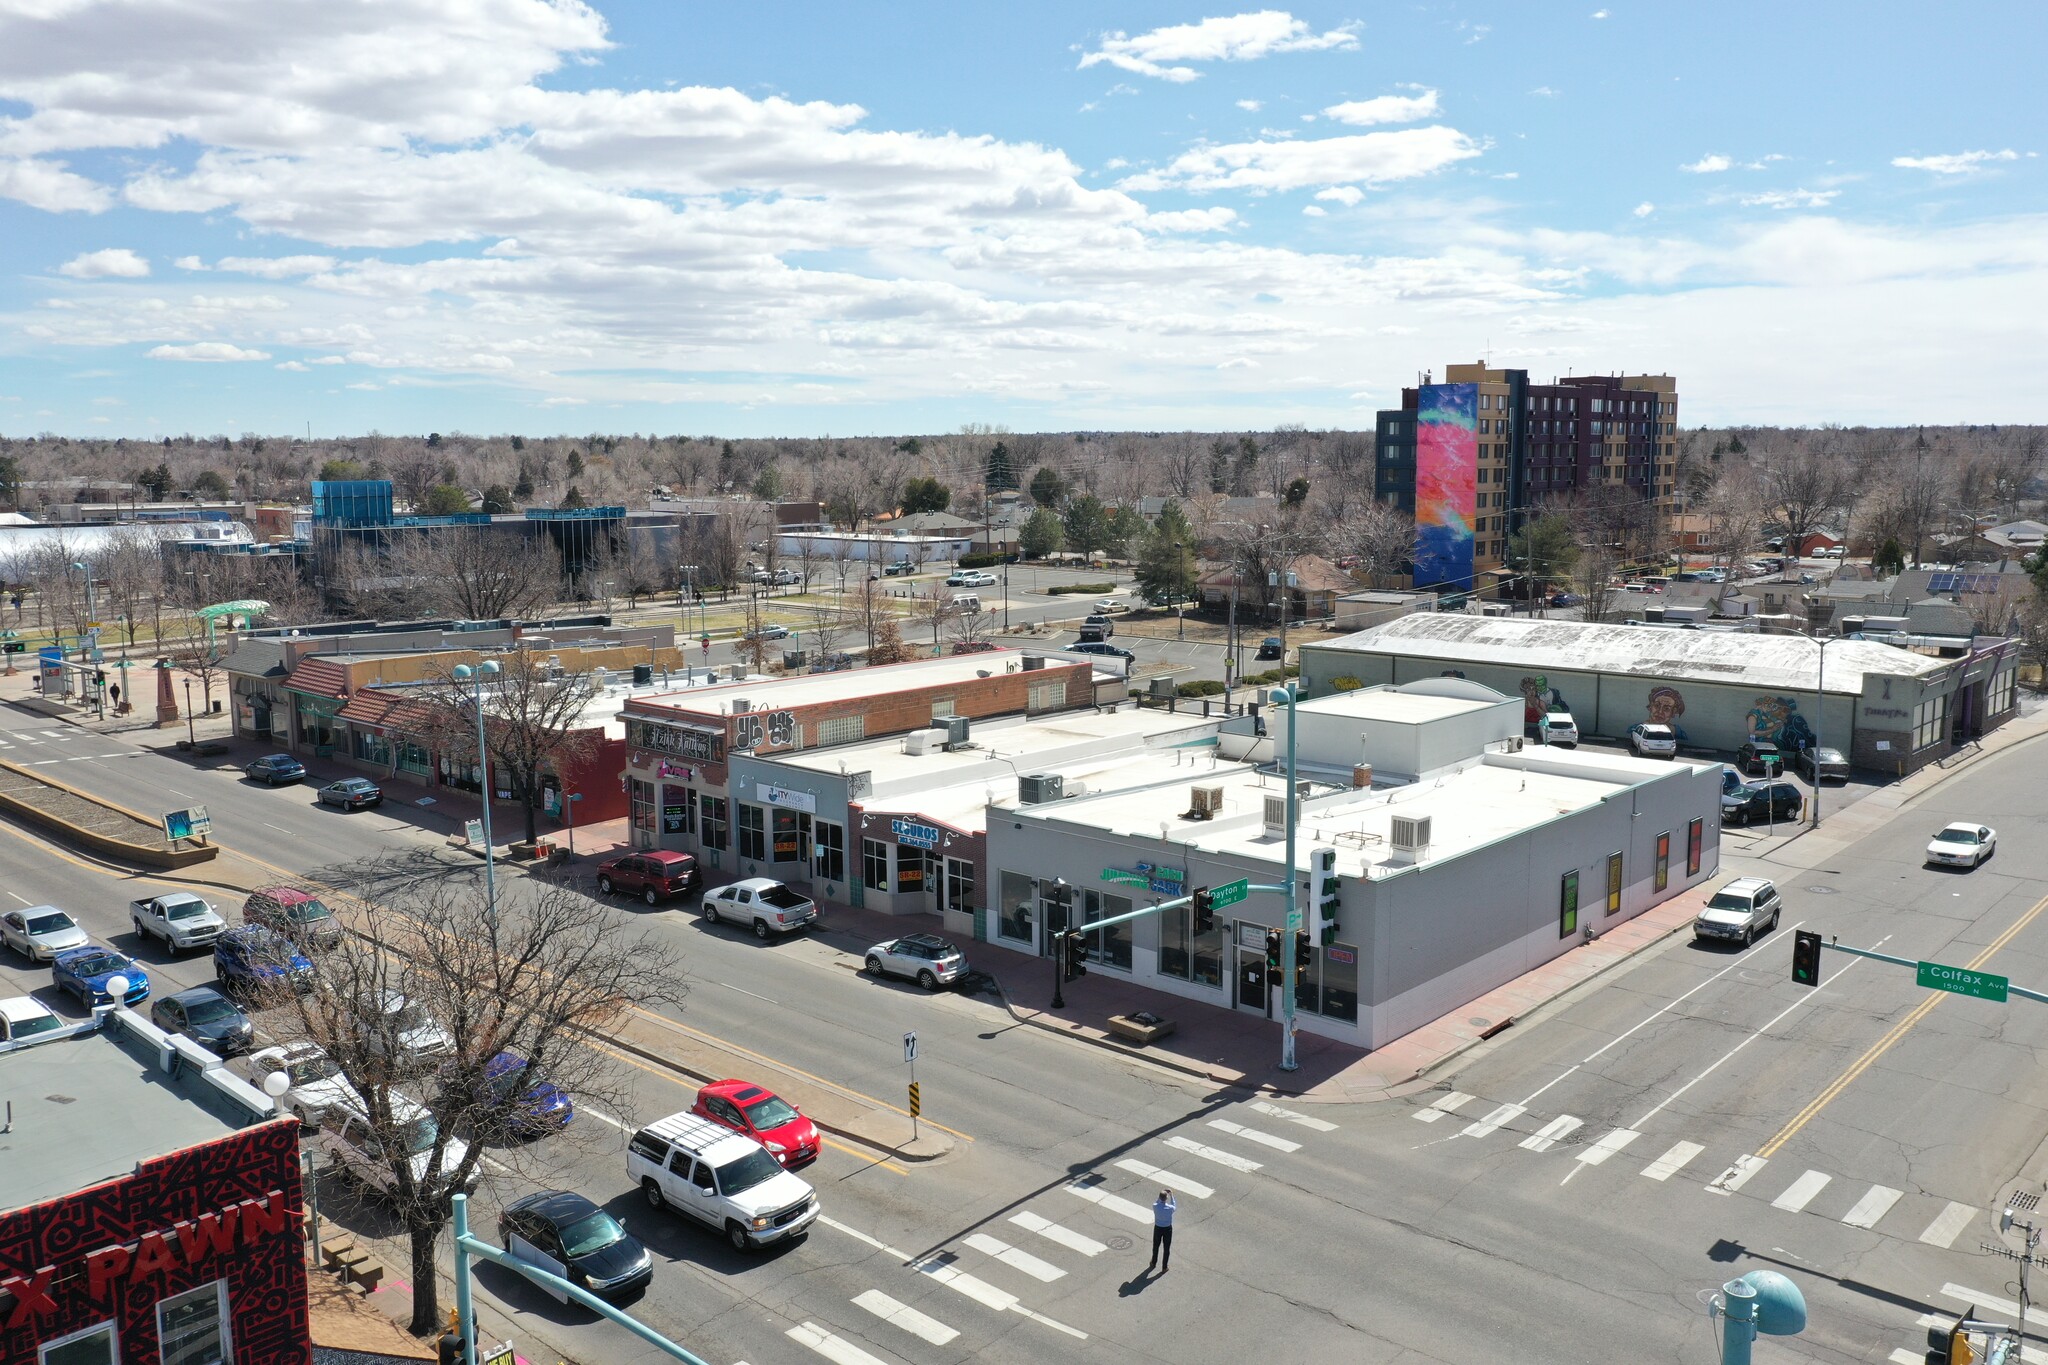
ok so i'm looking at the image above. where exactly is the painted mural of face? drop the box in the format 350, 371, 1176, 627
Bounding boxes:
1646, 687, 1685, 726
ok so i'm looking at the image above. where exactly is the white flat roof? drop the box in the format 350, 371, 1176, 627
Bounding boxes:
1296, 687, 1505, 725
629, 650, 1058, 716
870, 746, 1234, 835
773, 706, 1219, 781
1314, 614, 1950, 692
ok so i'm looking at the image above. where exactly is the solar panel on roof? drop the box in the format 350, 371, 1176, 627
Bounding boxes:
1927, 572, 1958, 592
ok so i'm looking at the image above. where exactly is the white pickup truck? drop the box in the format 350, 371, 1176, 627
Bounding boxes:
130, 892, 228, 953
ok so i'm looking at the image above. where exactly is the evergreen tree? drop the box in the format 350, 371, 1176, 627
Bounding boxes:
984, 441, 1017, 492
1028, 465, 1067, 509
1875, 537, 1907, 578
567, 450, 585, 479
480, 485, 515, 514
560, 485, 588, 510
1019, 507, 1064, 559
901, 476, 951, 514
1062, 494, 1111, 556
1134, 501, 1198, 606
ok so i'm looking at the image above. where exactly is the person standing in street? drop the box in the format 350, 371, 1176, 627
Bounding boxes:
1149, 1189, 1176, 1273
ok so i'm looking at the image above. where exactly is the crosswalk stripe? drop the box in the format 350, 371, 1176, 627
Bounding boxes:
1889, 1349, 1925, 1365
1842, 1185, 1903, 1229
1771, 1170, 1832, 1213
1461, 1104, 1525, 1139
1575, 1129, 1640, 1166
1919, 1201, 1977, 1249
1941, 1282, 2048, 1329
1009, 1211, 1106, 1257
1063, 1180, 1152, 1224
788, 1322, 893, 1365
852, 1291, 958, 1346
1114, 1158, 1213, 1199
1519, 1116, 1581, 1152
912, 1255, 1018, 1312
1163, 1134, 1262, 1173
964, 1233, 1064, 1283
1413, 1092, 1474, 1122
1248, 1100, 1337, 1132
1208, 1119, 1301, 1153
1706, 1155, 1767, 1196
1640, 1141, 1704, 1182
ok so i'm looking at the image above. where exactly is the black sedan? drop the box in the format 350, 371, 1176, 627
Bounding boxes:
1735, 740, 1783, 776
316, 777, 384, 810
1796, 746, 1850, 783
244, 753, 307, 785
1256, 636, 1286, 660
150, 986, 255, 1056
499, 1191, 651, 1301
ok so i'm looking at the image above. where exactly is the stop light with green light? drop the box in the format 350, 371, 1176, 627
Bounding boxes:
1792, 929, 1822, 988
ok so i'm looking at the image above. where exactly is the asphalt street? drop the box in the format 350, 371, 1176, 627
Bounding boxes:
3, 695, 2046, 1363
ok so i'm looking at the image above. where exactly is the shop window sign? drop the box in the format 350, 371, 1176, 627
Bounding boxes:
891, 818, 941, 849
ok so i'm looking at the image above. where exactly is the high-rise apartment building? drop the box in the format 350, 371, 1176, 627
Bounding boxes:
1374, 363, 1679, 593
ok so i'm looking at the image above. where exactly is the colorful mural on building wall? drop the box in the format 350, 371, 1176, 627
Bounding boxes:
1412, 382, 1477, 593
1646, 685, 1689, 741
1746, 695, 1815, 751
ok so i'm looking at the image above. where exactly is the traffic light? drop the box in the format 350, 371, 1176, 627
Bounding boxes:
1311, 845, 1340, 945
1792, 929, 1823, 988
1063, 929, 1088, 979
1192, 886, 1215, 936
1264, 928, 1284, 986
1294, 929, 1313, 970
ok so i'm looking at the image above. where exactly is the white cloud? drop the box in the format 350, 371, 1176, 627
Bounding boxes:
1681, 153, 1733, 174
1236, 99, 1262, 111
1633, 201, 1654, 217
1740, 188, 1838, 210
1142, 206, 1240, 233
1315, 185, 1364, 205
0, 157, 113, 212
1103, 157, 1129, 170
1529, 86, 1558, 97
215, 255, 338, 277
308, 355, 348, 365
1119, 126, 1481, 192
1459, 21, 1490, 43
275, 360, 309, 371
1892, 148, 2020, 175
173, 255, 204, 270
146, 342, 272, 361
1301, 204, 1326, 217
1079, 11, 1359, 82
58, 247, 149, 278
1590, 8, 1610, 17
1322, 90, 1439, 127
1217, 356, 1259, 369
540, 395, 586, 406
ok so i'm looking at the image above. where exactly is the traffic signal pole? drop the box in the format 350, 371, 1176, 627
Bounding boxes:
1274, 682, 1301, 1073
1793, 934, 2048, 1005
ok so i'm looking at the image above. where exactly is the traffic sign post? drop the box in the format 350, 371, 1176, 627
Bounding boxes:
904, 1031, 919, 1142
1795, 936, 2045, 1008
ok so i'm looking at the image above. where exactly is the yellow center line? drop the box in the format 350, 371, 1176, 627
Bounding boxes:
1758, 890, 2048, 1159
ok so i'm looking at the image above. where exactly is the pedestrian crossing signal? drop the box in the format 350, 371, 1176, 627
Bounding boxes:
1792, 930, 1823, 988
908, 1082, 921, 1117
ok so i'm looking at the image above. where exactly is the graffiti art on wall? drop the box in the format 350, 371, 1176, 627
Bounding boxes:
1747, 695, 1816, 752
1519, 675, 1568, 724
1412, 382, 1477, 593
1646, 685, 1689, 742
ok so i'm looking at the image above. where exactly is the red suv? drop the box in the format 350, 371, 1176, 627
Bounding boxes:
594, 850, 700, 905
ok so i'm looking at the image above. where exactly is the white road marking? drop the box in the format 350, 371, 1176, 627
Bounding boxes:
1841, 1185, 1903, 1229
1707, 1155, 1768, 1196
28, 759, 60, 766
1162, 1135, 1262, 1173
1461, 1104, 1526, 1139
963, 1233, 1064, 1283
1413, 1091, 1474, 1122
787, 1322, 892, 1365
1919, 1201, 1977, 1248
1519, 1116, 1581, 1152
263, 822, 291, 834
1009, 1212, 1106, 1257
1941, 1282, 2048, 1329
1207, 1119, 1301, 1153
1248, 1100, 1337, 1132
1114, 1158, 1213, 1199
912, 1255, 1017, 1311
1640, 1141, 1704, 1182
1063, 1180, 1151, 1224
1574, 1129, 1640, 1167
852, 1290, 958, 1346
578, 1105, 629, 1132
1771, 1170, 1832, 1213
1888, 1350, 1924, 1365
7, 892, 29, 905
718, 981, 776, 1003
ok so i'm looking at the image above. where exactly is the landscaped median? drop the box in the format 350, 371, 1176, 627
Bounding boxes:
0, 758, 218, 868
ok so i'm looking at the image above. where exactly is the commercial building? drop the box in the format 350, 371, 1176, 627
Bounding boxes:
0, 1009, 308, 1365
1298, 614, 2020, 776
774, 530, 977, 565
1375, 363, 1680, 594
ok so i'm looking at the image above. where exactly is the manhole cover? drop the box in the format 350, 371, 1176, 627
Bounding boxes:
1106, 1234, 1133, 1252
1806, 885, 1839, 894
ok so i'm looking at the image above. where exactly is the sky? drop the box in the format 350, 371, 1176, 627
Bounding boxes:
0, 1, 2041, 440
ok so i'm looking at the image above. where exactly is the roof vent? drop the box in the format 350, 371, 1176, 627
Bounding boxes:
1389, 814, 1432, 865
902, 730, 932, 756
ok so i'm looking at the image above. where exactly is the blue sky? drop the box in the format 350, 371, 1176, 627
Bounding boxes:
0, 1, 2040, 438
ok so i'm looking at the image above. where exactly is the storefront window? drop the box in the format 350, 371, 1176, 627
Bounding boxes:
771, 809, 801, 862
814, 821, 845, 882
295, 694, 338, 749
738, 803, 767, 860
998, 870, 1034, 943
1320, 944, 1358, 1023
945, 857, 975, 912
39, 1323, 116, 1365
661, 786, 694, 837
1655, 832, 1670, 892
353, 729, 392, 766
1191, 905, 1223, 988
1912, 694, 1949, 750
1559, 869, 1579, 938
397, 741, 430, 777
1606, 852, 1623, 915
1159, 904, 1191, 980
897, 845, 928, 893
1687, 818, 1703, 876
157, 1280, 230, 1365
863, 839, 889, 891
700, 794, 729, 849
629, 779, 656, 835
1082, 890, 1133, 971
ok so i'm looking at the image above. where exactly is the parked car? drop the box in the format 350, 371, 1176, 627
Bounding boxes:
52, 945, 150, 1008
1735, 740, 1784, 775
863, 933, 969, 991
1082, 613, 1116, 637
626, 1111, 819, 1251
243, 886, 345, 950
233, 1042, 356, 1126
0, 995, 64, 1044
213, 925, 316, 999
692, 1080, 821, 1167
150, 985, 255, 1056
702, 878, 818, 939
1627, 723, 1678, 759
596, 850, 700, 904
1926, 822, 1996, 869
1549, 592, 1583, 607
1693, 876, 1782, 946
1070, 641, 1135, 662
359, 990, 455, 1069
454, 1051, 575, 1139
1724, 780, 1804, 826
946, 570, 996, 588
316, 777, 384, 810
1535, 711, 1579, 747
771, 568, 800, 586
1796, 746, 1850, 783
1256, 636, 1285, 661
1078, 623, 1109, 644
499, 1190, 653, 1301
129, 891, 228, 953
243, 753, 307, 785
1094, 598, 1125, 613
1, 905, 89, 962
743, 623, 790, 641
882, 559, 916, 577
318, 1092, 475, 1198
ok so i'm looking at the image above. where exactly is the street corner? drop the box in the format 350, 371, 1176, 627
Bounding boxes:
839, 1108, 956, 1164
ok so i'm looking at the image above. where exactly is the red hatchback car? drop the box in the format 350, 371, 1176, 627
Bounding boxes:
692, 1080, 821, 1167
595, 850, 700, 905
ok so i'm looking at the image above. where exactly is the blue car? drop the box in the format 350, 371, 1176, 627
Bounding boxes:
467, 1051, 575, 1138
52, 945, 150, 1008
213, 926, 315, 999
243, 753, 307, 785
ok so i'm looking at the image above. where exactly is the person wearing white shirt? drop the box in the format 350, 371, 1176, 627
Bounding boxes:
1148, 1190, 1176, 1273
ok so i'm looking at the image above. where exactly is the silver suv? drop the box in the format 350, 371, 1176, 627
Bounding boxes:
864, 933, 969, 990
1693, 876, 1781, 945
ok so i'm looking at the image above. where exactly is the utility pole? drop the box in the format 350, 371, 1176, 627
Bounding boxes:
1272, 681, 1301, 1072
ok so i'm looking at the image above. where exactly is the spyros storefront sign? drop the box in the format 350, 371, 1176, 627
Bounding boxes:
627, 716, 725, 764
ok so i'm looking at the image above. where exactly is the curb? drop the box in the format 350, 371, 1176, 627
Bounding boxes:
986, 972, 1262, 1092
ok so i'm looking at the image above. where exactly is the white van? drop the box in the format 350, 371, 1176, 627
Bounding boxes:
1536, 710, 1579, 747
627, 1112, 819, 1251
953, 594, 982, 614
318, 1093, 475, 1197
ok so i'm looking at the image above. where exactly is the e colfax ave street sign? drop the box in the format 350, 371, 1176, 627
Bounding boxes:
1917, 960, 2009, 1002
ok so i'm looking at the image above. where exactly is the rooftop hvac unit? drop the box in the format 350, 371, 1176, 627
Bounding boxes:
902, 730, 933, 756
1189, 785, 1224, 818
1021, 656, 1045, 671
1264, 794, 1287, 840
940, 716, 971, 748
731, 698, 751, 714
1389, 814, 1433, 865
1506, 736, 1524, 753
1018, 772, 1064, 804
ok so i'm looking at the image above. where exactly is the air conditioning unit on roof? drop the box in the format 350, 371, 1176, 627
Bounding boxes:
1389, 814, 1432, 865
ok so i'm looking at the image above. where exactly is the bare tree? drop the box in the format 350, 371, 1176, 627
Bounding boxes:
946, 601, 996, 649
1572, 540, 1620, 624
98, 528, 164, 649
266, 862, 684, 1336
805, 606, 852, 662
1340, 499, 1414, 589
389, 527, 562, 620
1760, 443, 1847, 568
739, 593, 774, 675
415, 651, 602, 846
910, 588, 958, 654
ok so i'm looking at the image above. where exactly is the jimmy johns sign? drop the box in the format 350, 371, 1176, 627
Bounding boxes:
626, 716, 725, 765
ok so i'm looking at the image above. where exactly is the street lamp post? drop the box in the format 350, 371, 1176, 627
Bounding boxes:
1811, 634, 1834, 830
1047, 876, 1070, 1010
1174, 542, 1186, 639
70, 561, 94, 662
1269, 681, 1301, 1072
452, 660, 502, 922
183, 679, 196, 749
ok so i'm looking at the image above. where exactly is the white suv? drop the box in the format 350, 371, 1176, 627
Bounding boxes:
626, 1112, 819, 1251
1693, 876, 1781, 946
702, 878, 817, 940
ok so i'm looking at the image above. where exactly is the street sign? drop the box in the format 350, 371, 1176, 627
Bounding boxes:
908, 1082, 921, 1118
903, 1031, 917, 1064
1100, 868, 1148, 887
1209, 878, 1250, 910
481, 1343, 515, 1365
1917, 961, 2009, 1002
162, 806, 212, 842
464, 818, 485, 846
